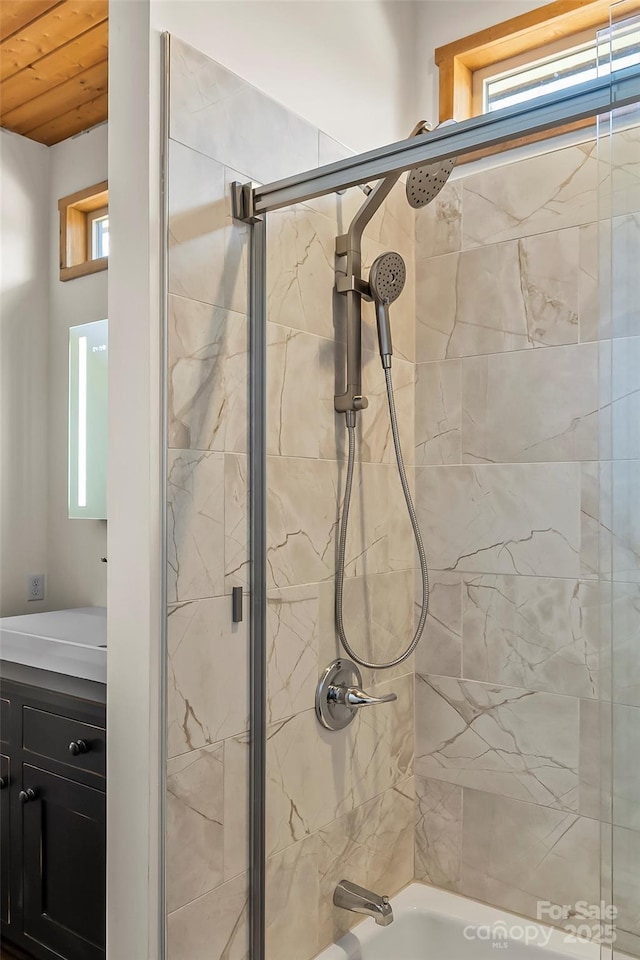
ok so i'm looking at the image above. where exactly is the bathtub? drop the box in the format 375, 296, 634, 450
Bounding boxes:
316, 883, 603, 960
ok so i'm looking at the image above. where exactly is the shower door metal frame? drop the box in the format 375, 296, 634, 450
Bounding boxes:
239, 63, 640, 219
239, 63, 640, 960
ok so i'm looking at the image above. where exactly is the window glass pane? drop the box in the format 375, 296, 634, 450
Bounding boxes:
485, 22, 640, 112
92, 215, 109, 259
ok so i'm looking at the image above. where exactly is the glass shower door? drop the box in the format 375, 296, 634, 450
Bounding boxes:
599, 5, 640, 956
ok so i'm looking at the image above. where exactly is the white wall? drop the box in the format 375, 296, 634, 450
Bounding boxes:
417, 0, 557, 121
0, 130, 50, 616
151, 0, 420, 151
47, 123, 108, 611
0, 123, 108, 617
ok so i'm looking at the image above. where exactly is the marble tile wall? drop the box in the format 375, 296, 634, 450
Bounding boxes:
166, 37, 256, 960
414, 123, 640, 953
165, 35, 417, 960
166, 32, 640, 959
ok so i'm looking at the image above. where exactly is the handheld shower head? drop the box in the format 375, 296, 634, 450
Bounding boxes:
369, 252, 406, 368
406, 120, 457, 209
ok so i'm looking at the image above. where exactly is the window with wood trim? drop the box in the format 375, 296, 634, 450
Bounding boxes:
436, 0, 640, 129
58, 180, 108, 282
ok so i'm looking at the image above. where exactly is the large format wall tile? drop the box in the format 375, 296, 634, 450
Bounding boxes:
223, 734, 249, 882
417, 571, 462, 678
167, 743, 224, 912
267, 204, 337, 341
610, 213, 640, 340
416, 229, 579, 361
580, 461, 605, 581
167, 450, 225, 603
462, 575, 599, 699
611, 582, 640, 707
460, 789, 600, 921
319, 570, 415, 688
415, 180, 462, 260
351, 672, 414, 805
266, 456, 337, 589
415, 675, 579, 809
578, 222, 600, 342
170, 36, 318, 183
266, 709, 350, 855
462, 141, 598, 247
267, 584, 319, 723
608, 121, 640, 220
611, 459, 640, 582
266, 673, 413, 856
415, 360, 461, 465
415, 777, 462, 889
168, 296, 247, 453
416, 463, 581, 578
266, 834, 319, 960
612, 826, 640, 946
167, 599, 249, 758
613, 703, 640, 832
267, 323, 320, 458
610, 336, 640, 461
167, 871, 248, 960
578, 697, 606, 821
168, 141, 246, 314
317, 780, 414, 949
462, 343, 598, 463
344, 462, 390, 578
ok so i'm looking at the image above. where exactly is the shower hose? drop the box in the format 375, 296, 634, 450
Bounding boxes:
336, 366, 430, 670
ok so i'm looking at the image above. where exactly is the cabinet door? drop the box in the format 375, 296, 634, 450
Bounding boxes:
0, 754, 9, 926
21, 764, 105, 960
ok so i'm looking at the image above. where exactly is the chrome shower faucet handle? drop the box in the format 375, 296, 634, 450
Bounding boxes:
315, 659, 397, 731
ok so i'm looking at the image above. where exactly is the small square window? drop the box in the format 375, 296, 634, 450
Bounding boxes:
58, 181, 108, 282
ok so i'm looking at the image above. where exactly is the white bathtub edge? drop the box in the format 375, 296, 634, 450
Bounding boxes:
315, 882, 605, 960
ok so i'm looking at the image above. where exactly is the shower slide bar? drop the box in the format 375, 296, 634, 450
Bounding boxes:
233, 63, 640, 222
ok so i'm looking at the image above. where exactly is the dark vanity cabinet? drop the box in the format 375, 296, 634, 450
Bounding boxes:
0, 664, 106, 960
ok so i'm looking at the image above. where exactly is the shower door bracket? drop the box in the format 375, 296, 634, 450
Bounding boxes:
231, 181, 263, 224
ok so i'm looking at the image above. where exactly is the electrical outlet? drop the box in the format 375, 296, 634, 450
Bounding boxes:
27, 574, 45, 601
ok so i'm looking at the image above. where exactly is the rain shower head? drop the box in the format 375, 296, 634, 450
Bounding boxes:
406, 155, 456, 208
369, 252, 406, 368
405, 119, 457, 209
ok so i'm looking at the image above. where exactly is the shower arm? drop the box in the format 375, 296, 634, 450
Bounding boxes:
334, 120, 428, 421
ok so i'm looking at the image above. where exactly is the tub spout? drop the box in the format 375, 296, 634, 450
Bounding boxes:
333, 880, 394, 927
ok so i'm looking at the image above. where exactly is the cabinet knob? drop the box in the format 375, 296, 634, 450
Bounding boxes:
19, 788, 37, 804
68, 739, 89, 756
0, 776, 7, 790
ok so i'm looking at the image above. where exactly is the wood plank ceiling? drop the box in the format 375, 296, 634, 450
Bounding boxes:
0, 1, 108, 146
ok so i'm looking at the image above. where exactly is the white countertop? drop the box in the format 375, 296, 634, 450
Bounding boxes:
0, 607, 107, 683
